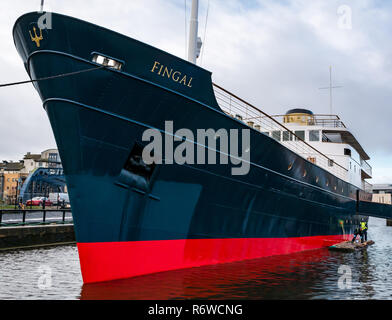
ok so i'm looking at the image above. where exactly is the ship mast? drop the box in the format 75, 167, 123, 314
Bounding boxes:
318, 66, 343, 115
188, 0, 202, 64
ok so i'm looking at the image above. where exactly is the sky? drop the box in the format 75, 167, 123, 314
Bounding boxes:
0, 0, 391, 183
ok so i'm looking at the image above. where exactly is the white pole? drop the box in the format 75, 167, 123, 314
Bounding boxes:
188, 0, 199, 64
329, 66, 332, 115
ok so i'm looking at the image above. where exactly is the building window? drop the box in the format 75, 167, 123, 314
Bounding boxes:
309, 130, 320, 142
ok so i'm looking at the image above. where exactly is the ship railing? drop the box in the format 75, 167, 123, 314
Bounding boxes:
213, 83, 348, 180
362, 181, 373, 193
264, 114, 346, 128
360, 158, 372, 178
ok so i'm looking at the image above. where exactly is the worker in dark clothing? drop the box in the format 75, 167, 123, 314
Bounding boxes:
351, 227, 362, 243
360, 220, 368, 243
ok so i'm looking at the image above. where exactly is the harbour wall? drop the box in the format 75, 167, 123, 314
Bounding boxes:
0, 224, 75, 250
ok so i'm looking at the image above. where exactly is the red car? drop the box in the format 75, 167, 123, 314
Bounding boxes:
26, 197, 53, 206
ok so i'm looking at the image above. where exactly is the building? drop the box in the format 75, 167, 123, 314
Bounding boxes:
0, 149, 62, 204
0, 161, 27, 204
22, 148, 62, 173
372, 184, 392, 205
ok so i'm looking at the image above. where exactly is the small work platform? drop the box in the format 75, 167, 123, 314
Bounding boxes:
328, 240, 375, 252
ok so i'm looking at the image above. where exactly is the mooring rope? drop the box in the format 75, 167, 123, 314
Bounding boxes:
0, 65, 106, 88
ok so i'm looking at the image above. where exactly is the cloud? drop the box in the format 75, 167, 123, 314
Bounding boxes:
0, 0, 391, 183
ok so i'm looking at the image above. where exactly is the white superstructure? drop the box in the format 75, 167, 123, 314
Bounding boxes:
213, 85, 372, 191
267, 109, 372, 191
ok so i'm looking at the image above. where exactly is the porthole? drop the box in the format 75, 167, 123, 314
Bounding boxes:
303, 170, 307, 177
326, 180, 329, 186
288, 163, 293, 171
334, 185, 337, 191
315, 176, 319, 183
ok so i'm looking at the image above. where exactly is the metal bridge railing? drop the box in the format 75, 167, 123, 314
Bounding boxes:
213, 83, 348, 180
0, 209, 72, 227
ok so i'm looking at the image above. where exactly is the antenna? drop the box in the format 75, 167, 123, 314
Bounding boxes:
318, 66, 343, 115
40, 0, 44, 12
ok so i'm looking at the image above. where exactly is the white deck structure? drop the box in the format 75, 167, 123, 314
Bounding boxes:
213, 84, 372, 191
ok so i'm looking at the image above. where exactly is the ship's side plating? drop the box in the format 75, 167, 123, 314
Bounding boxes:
14, 12, 360, 283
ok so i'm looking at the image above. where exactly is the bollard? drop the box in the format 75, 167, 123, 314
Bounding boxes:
22, 210, 26, 223
0, 210, 2, 225
43, 210, 46, 223
62, 210, 66, 222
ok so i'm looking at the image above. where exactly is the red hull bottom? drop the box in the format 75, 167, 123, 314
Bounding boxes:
77, 235, 351, 283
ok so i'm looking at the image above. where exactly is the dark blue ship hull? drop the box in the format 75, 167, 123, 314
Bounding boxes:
13, 12, 362, 283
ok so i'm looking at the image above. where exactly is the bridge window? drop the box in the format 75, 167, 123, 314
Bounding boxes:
283, 131, 293, 141
294, 130, 305, 141
322, 133, 332, 142
309, 130, 320, 142
272, 131, 281, 141
344, 148, 351, 156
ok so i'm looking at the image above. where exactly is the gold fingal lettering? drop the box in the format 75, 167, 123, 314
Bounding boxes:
172, 71, 181, 82
163, 67, 173, 78
151, 61, 160, 73
150, 61, 193, 87
179, 75, 187, 85
158, 65, 164, 75
187, 77, 193, 88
